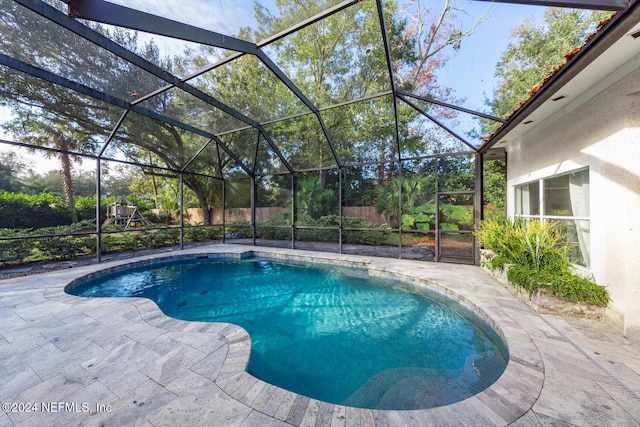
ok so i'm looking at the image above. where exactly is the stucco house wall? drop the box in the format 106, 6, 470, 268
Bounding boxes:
504, 57, 640, 336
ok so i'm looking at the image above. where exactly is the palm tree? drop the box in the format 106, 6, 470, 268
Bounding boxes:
375, 175, 428, 227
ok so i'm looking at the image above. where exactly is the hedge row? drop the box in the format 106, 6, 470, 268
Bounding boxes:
0, 225, 223, 268
0, 192, 157, 229
1, 215, 391, 268
0, 192, 70, 228
229, 215, 391, 246
0, 192, 118, 229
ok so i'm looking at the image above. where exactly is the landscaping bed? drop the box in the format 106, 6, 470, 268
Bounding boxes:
481, 252, 605, 320
475, 216, 610, 320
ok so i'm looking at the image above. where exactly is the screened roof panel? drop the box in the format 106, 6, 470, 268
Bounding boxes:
220, 150, 250, 178
405, 99, 485, 150
103, 0, 350, 43
82, 21, 235, 77
41, 0, 65, 12
183, 142, 222, 178
0, 0, 620, 182
191, 55, 310, 123
321, 94, 397, 164
96, 0, 255, 40
136, 87, 251, 135
174, 47, 237, 78
262, 115, 338, 170
255, 134, 290, 175
400, 157, 437, 183
428, 103, 485, 149
262, 0, 392, 109
218, 128, 259, 173
104, 110, 209, 170
398, 101, 448, 158
389, 0, 556, 114
437, 153, 476, 192
398, 100, 473, 157
0, 1, 168, 101
0, 65, 124, 156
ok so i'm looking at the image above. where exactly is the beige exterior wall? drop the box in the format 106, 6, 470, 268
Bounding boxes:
505, 59, 640, 336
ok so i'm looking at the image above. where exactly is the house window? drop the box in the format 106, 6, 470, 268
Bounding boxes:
514, 168, 590, 267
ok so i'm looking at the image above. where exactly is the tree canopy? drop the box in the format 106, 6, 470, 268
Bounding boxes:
0, 0, 490, 227
487, 8, 612, 123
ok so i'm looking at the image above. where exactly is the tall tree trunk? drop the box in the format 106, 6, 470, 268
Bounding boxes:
185, 175, 211, 225
195, 190, 211, 225
378, 135, 387, 182
59, 150, 78, 223
148, 151, 159, 210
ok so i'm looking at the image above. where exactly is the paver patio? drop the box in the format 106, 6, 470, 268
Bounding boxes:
1, 244, 638, 426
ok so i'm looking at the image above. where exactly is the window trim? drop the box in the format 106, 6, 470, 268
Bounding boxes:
514, 167, 590, 267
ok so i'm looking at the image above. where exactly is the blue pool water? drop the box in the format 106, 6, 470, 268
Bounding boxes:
67, 256, 508, 409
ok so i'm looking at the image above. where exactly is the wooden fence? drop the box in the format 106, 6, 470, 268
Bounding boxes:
179, 206, 386, 226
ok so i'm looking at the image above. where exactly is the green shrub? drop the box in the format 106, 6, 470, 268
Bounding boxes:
506, 264, 547, 295
129, 228, 179, 248
295, 228, 334, 242
101, 233, 136, 253
75, 196, 96, 222
256, 225, 291, 241
184, 225, 222, 242
341, 216, 389, 245
75, 196, 119, 223
155, 228, 179, 245
145, 209, 175, 225
0, 222, 194, 266
226, 223, 252, 239
36, 235, 94, 260
203, 226, 223, 240
252, 215, 389, 245
476, 217, 566, 272
133, 230, 155, 248
0, 191, 70, 228
296, 177, 338, 220
548, 273, 610, 306
0, 232, 34, 266
400, 201, 472, 232
0, 225, 99, 266
475, 217, 609, 306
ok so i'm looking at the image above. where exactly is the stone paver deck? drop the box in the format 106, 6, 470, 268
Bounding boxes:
1, 244, 638, 426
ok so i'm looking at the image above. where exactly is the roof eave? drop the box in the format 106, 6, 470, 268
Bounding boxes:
479, 0, 640, 154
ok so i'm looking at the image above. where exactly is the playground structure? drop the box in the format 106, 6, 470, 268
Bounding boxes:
102, 196, 150, 229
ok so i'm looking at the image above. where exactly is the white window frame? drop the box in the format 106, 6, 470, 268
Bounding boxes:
514, 167, 590, 267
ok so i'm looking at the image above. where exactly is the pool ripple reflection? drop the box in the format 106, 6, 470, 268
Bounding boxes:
68, 256, 508, 410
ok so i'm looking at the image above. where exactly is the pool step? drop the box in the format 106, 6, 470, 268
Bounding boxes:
341, 352, 499, 410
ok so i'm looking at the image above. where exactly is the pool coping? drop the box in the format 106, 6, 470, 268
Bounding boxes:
58, 245, 544, 425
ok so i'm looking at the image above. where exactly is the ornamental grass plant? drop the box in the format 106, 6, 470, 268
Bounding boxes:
475, 217, 610, 306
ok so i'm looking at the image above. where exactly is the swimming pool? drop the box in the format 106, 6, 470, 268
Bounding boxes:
67, 254, 508, 410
